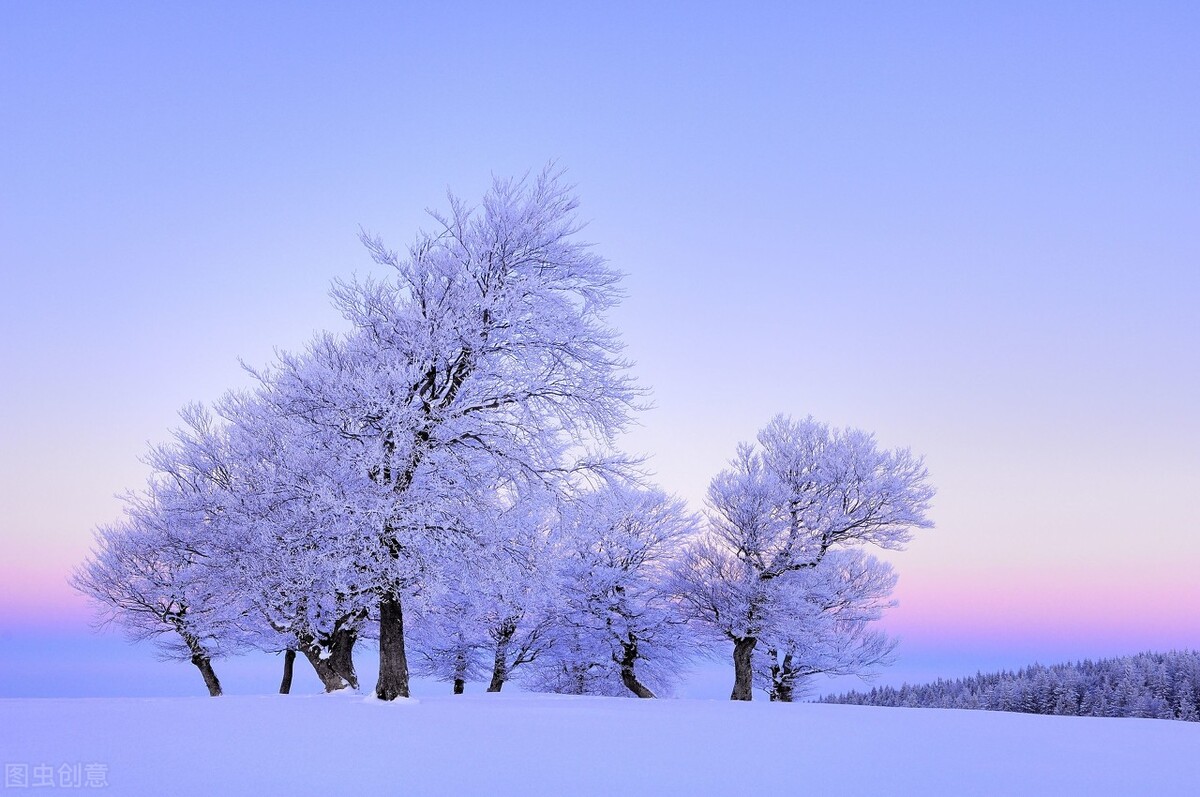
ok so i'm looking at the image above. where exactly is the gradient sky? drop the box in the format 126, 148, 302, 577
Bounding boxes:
2, 2, 1197, 696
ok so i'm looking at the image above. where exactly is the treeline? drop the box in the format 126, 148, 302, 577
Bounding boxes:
820, 650, 1200, 721
73, 170, 935, 702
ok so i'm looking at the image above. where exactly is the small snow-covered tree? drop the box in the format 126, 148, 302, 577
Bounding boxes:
142, 397, 375, 693
470, 491, 562, 693
410, 486, 564, 694
675, 415, 933, 700
408, 567, 491, 694
478, 540, 560, 694
756, 550, 898, 701
214, 392, 376, 692
71, 485, 245, 697
528, 485, 698, 698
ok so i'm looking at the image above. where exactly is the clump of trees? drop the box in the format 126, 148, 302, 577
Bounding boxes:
820, 650, 1200, 722
673, 417, 932, 700
72, 168, 935, 701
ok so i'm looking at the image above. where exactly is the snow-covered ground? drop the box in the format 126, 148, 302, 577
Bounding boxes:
4, 692, 1197, 795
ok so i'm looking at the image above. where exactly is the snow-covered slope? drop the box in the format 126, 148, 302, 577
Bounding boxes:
5, 692, 1196, 795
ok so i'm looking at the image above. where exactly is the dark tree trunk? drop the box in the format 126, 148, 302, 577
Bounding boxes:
375, 592, 411, 700
191, 653, 223, 697
487, 654, 507, 693
767, 649, 795, 702
300, 643, 352, 692
328, 625, 360, 690
620, 667, 655, 698
618, 638, 656, 699
451, 650, 469, 694
731, 636, 757, 701
179, 629, 222, 697
279, 649, 296, 694
776, 653, 795, 703
487, 620, 515, 693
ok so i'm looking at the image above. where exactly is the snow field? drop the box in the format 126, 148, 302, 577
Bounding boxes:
4, 692, 1197, 796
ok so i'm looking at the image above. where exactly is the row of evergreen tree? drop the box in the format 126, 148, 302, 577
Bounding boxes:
819, 650, 1200, 722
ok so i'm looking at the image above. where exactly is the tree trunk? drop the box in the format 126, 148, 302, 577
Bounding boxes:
487, 621, 515, 693
618, 638, 656, 699
731, 636, 757, 701
191, 653, 223, 697
776, 653, 795, 703
300, 643, 352, 692
768, 648, 780, 702
328, 625, 360, 690
279, 649, 296, 694
451, 650, 469, 694
375, 592, 411, 700
179, 628, 222, 697
768, 649, 795, 702
620, 667, 655, 698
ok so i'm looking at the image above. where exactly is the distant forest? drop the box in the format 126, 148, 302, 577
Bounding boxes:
819, 651, 1200, 722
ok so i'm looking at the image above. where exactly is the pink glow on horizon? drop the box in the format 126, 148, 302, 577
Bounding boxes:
0, 564, 93, 631
883, 567, 1200, 656
6, 556, 1198, 659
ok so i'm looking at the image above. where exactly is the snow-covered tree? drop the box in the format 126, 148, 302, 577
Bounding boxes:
258, 168, 640, 700
132, 397, 375, 693
674, 415, 934, 700
71, 480, 245, 697
211, 391, 377, 692
409, 486, 565, 694
756, 550, 898, 701
527, 485, 698, 698
824, 650, 1200, 722
408, 563, 492, 694
468, 491, 562, 693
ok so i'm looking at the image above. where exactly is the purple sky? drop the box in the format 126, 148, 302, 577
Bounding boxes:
2, 2, 1197, 697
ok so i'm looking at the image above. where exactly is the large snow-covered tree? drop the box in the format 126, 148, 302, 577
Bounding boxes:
674, 415, 934, 701
258, 168, 640, 700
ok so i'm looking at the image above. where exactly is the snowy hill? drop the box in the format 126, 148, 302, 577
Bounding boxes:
5, 693, 1197, 795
